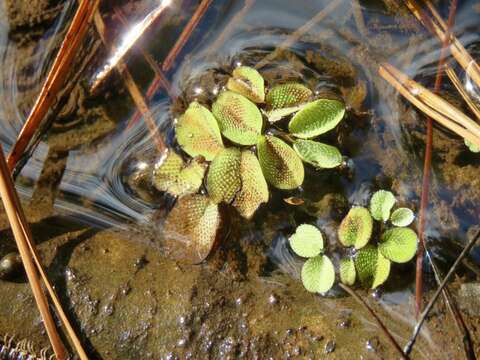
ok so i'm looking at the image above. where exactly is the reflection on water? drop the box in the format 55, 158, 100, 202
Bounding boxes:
0, 0, 480, 357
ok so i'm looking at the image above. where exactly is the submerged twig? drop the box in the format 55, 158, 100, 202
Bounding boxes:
0, 146, 67, 360
209, 0, 256, 53
415, 0, 457, 316
7, 0, 99, 173
404, 229, 480, 355
93, 11, 166, 154
90, 0, 171, 91
446, 67, 480, 121
162, 0, 214, 72
378, 63, 480, 148
255, 0, 343, 70
339, 284, 407, 359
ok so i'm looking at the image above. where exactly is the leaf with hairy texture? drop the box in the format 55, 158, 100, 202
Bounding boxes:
338, 207, 373, 249
226, 66, 265, 103
176, 101, 223, 161
289, 224, 323, 258
206, 148, 241, 204
288, 99, 345, 139
379, 227, 418, 263
163, 194, 220, 264
265, 83, 312, 122
212, 91, 263, 145
233, 150, 269, 219
293, 139, 342, 168
369, 190, 396, 222
257, 135, 304, 190
152, 152, 206, 196
354, 245, 391, 288
390, 208, 415, 227
339, 257, 356, 286
301, 255, 335, 293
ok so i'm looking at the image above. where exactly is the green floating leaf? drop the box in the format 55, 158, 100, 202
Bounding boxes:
207, 148, 241, 204
301, 255, 335, 293
289, 224, 323, 258
354, 245, 391, 289
372, 252, 391, 289
369, 190, 396, 222
176, 101, 223, 161
257, 135, 305, 190
265, 83, 312, 122
379, 227, 418, 263
288, 99, 346, 139
212, 91, 263, 145
267, 83, 312, 109
338, 207, 373, 249
226, 66, 265, 103
465, 139, 480, 153
152, 152, 206, 196
163, 194, 220, 264
233, 150, 269, 219
390, 208, 415, 227
293, 139, 342, 169
339, 257, 356, 286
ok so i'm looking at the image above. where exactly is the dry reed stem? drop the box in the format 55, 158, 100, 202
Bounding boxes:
209, 0, 256, 53
339, 284, 407, 359
7, 0, 99, 173
162, 0, 214, 72
378, 63, 480, 148
90, 1, 171, 92
0, 146, 67, 360
93, 11, 166, 154
446, 67, 480, 121
404, 0, 480, 90
255, 0, 343, 70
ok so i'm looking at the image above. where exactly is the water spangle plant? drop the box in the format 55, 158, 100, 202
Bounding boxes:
288, 190, 418, 293
154, 65, 347, 263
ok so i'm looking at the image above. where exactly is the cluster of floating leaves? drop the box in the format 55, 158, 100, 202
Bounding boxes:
289, 190, 418, 293
154, 66, 346, 263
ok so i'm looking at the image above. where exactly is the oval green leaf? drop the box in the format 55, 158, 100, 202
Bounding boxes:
257, 135, 305, 190
293, 139, 342, 169
354, 246, 391, 289
153, 152, 206, 196
233, 150, 269, 219
266, 83, 312, 109
289, 224, 324, 258
176, 101, 223, 161
390, 208, 415, 227
339, 257, 356, 286
212, 91, 263, 145
338, 207, 373, 249
206, 148, 241, 204
379, 227, 418, 263
226, 66, 265, 103
163, 194, 220, 264
372, 251, 391, 289
369, 190, 396, 222
301, 255, 335, 293
465, 139, 480, 153
288, 99, 346, 139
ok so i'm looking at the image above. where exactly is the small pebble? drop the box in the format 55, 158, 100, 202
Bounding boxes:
324, 340, 336, 354
268, 294, 278, 305
0, 252, 22, 280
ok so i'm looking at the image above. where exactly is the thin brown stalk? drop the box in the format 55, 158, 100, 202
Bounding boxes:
162, 0, 214, 72
255, 0, 343, 70
93, 12, 166, 154
339, 284, 407, 359
415, 0, 457, 316
352, 0, 369, 38
404, 229, 480, 355
378, 63, 480, 148
0, 146, 67, 360
7, 0, 100, 173
90, 0, 171, 92
209, 0, 256, 53
446, 67, 480, 121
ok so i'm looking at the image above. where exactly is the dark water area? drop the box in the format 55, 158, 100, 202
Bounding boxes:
0, 0, 480, 358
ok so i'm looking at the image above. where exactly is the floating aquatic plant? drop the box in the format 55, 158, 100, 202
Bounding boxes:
155, 65, 347, 262
289, 190, 418, 293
